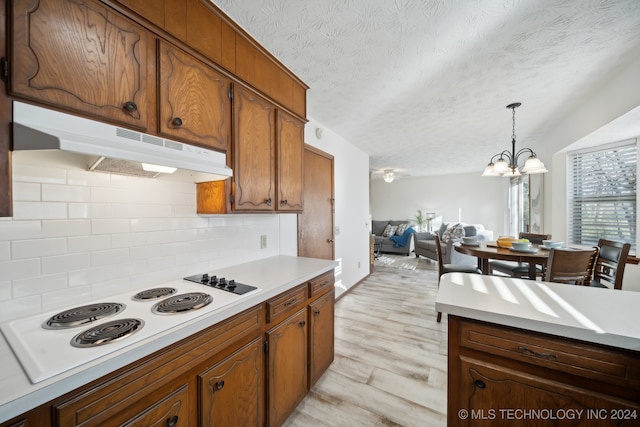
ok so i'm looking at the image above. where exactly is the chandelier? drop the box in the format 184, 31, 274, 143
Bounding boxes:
481, 102, 547, 177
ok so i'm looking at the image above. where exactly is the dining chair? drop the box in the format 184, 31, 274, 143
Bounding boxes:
435, 234, 481, 322
590, 239, 631, 290
545, 247, 599, 285
489, 232, 552, 279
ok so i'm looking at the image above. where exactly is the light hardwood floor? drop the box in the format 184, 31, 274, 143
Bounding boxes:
284, 255, 448, 427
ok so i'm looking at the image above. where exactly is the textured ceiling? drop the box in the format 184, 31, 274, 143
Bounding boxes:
211, 0, 640, 178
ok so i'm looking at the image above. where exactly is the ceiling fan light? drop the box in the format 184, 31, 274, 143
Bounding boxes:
522, 156, 548, 174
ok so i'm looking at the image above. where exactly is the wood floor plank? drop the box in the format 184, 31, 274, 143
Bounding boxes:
283, 255, 447, 427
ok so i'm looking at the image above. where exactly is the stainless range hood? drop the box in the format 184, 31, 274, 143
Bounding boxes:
12, 101, 233, 180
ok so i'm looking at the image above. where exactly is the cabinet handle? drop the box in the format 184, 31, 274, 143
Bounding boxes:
299, 321, 306, 327
172, 117, 183, 127
166, 415, 179, 427
214, 380, 225, 391
123, 101, 138, 113
474, 380, 486, 389
265, 198, 272, 206
314, 309, 321, 316
327, 239, 334, 243
518, 346, 557, 360
284, 298, 297, 307
280, 199, 288, 206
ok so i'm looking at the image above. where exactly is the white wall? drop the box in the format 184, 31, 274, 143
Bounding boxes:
305, 117, 371, 299
370, 172, 508, 237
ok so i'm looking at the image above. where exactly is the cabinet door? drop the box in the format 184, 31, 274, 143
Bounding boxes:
121, 384, 191, 427
453, 358, 639, 427
276, 110, 304, 211
309, 290, 335, 386
232, 86, 275, 211
199, 337, 264, 427
158, 40, 230, 151
267, 309, 308, 427
10, 0, 149, 129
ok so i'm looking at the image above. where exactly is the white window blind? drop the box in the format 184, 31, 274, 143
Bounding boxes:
568, 140, 637, 251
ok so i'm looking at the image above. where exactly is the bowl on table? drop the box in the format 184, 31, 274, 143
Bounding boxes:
496, 236, 517, 248
542, 240, 564, 248
511, 241, 532, 251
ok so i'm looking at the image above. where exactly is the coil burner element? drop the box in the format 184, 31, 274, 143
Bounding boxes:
43, 303, 125, 330
71, 318, 144, 348
132, 287, 177, 301
151, 292, 213, 315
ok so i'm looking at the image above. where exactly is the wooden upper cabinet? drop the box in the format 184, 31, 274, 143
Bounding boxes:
158, 40, 231, 151
231, 85, 276, 211
276, 110, 304, 211
10, 0, 150, 130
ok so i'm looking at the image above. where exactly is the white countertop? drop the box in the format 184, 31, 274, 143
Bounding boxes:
436, 272, 640, 352
0, 255, 337, 424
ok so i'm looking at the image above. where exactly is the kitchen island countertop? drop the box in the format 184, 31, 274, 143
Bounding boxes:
436, 272, 640, 351
0, 255, 337, 424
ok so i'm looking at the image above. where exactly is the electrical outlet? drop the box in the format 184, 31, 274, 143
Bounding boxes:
260, 235, 267, 249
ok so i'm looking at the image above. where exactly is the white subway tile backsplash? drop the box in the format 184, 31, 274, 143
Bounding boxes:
91, 219, 131, 235
42, 253, 90, 274
42, 183, 91, 202
0, 258, 40, 281
67, 235, 111, 253
13, 201, 68, 220
12, 182, 41, 201
0, 242, 9, 261
90, 248, 130, 267
13, 273, 68, 298
12, 238, 67, 259
6, 160, 289, 321
68, 203, 113, 219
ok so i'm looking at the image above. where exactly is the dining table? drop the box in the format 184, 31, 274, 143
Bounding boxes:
454, 241, 551, 279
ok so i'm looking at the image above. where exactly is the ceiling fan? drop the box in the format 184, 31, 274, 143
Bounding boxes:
370, 168, 410, 183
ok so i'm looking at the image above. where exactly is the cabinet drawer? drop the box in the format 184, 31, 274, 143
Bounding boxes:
266, 284, 307, 323
308, 270, 335, 296
458, 319, 640, 390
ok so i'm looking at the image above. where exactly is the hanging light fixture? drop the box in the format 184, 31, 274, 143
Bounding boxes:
383, 169, 395, 183
482, 102, 548, 177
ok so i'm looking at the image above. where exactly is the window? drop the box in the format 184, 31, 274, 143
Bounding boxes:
568, 140, 637, 251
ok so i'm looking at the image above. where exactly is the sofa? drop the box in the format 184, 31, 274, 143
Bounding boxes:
413, 222, 494, 265
371, 220, 416, 256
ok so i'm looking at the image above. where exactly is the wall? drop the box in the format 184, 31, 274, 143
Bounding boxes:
305, 117, 371, 299
370, 172, 507, 237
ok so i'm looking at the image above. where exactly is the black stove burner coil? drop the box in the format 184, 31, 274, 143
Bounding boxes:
71, 318, 144, 348
43, 302, 125, 329
151, 292, 213, 315
132, 287, 177, 301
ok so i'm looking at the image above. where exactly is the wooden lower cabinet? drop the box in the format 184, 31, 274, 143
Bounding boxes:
199, 337, 264, 427
448, 316, 640, 427
309, 290, 335, 387
266, 309, 309, 427
121, 384, 191, 427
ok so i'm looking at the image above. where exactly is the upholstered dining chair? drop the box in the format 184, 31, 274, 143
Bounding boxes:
545, 247, 599, 286
489, 232, 552, 279
590, 239, 631, 290
435, 234, 481, 322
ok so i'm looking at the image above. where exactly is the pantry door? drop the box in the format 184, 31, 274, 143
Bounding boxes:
298, 145, 334, 260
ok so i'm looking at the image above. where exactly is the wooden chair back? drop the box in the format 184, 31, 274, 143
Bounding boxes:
545, 248, 599, 285
519, 232, 551, 245
593, 239, 631, 289
434, 234, 445, 278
